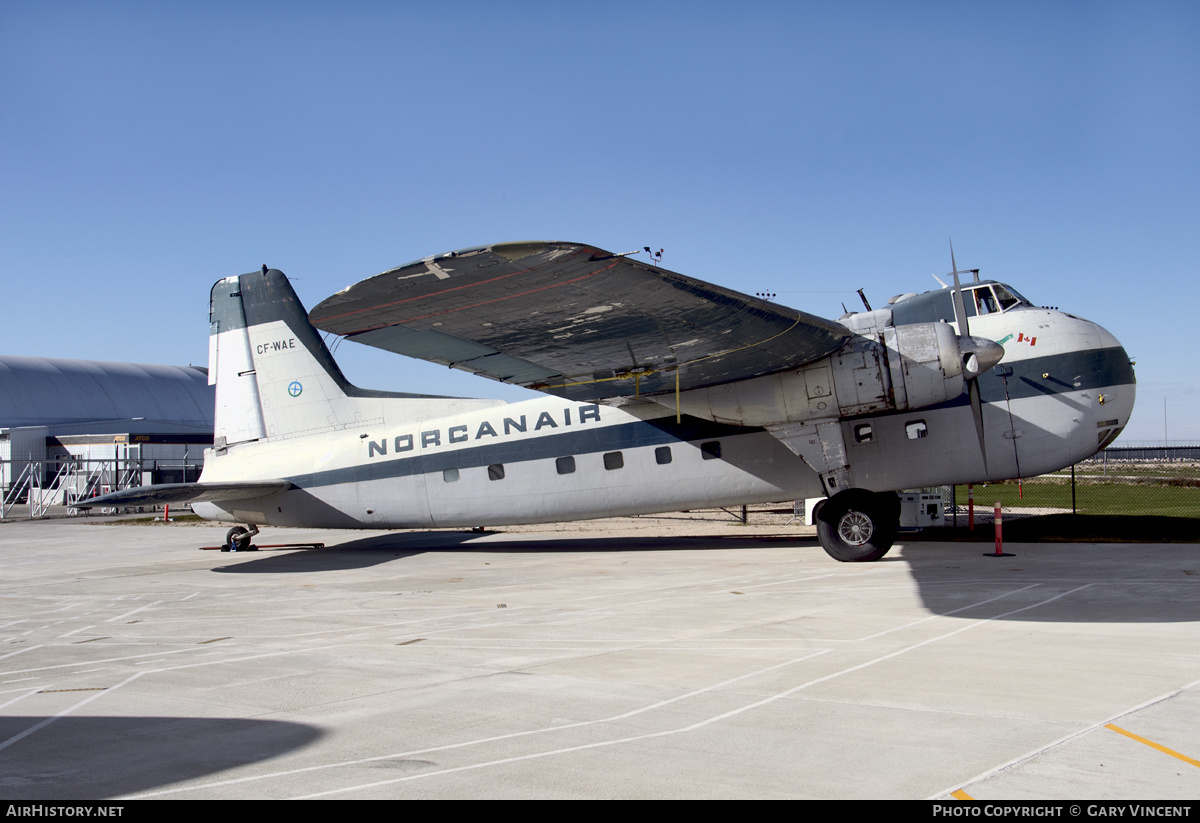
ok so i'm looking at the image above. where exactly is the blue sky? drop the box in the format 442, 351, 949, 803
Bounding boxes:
2, 1, 1196, 442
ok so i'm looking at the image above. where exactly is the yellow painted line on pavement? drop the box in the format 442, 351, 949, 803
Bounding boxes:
1106, 724, 1200, 768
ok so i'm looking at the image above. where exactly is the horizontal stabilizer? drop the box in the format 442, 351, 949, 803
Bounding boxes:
74, 480, 294, 509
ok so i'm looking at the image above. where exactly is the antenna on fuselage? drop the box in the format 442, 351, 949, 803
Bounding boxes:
856, 289, 872, 311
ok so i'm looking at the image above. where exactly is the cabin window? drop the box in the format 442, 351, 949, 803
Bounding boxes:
655, 446, 672, 465
556, 456, 576, 475
905, 420, 928, 440
488, 463, 505, 481
603, 451, 624, 471
443, 468, 459, 483
701, 441, 722, 460
853, 424, 873, 443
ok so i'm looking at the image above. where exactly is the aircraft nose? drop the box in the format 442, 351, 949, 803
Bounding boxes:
1091, 319, 1126, 352
960, 335, 1004, 378
1085, 319, 1137, 389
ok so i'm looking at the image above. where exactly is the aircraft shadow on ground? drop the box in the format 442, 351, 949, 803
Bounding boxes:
0, 715, 322, 799
894, 539, 1200, 624
210, 530, 1200, 624
209, 530, 810, 573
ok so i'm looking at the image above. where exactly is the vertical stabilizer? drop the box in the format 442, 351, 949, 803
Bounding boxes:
209, 276, 268, 446
209, 268, 363, 446
208, 268, 505, 448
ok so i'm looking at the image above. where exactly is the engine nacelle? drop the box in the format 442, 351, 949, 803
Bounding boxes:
882, 322, 966, 412
668, 322, 966, 427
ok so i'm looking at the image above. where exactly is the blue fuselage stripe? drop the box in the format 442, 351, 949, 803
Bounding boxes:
283, 346, 1133, 491
284, 415, 758, 490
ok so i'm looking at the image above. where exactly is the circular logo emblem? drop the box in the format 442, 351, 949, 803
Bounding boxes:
288, 381, 303, 397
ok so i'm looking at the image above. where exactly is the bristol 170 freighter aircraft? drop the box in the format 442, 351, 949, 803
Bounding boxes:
81, 241, 1135, 561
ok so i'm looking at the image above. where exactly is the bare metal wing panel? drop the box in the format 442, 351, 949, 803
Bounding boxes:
309, 242, 852, 402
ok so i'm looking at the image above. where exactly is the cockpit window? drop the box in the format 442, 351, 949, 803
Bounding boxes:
889, 281, 1032, 326
967, 283, 1030, 316
992, 284, 1027, 311
971, 286, 998, 316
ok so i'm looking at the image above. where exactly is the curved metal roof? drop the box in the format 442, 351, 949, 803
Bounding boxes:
0, 356, 214, 429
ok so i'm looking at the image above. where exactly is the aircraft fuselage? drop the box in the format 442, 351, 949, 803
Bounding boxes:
194, 303, 1133, 530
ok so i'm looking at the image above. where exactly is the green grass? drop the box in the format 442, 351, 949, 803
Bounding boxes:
955, 482, 1200, 518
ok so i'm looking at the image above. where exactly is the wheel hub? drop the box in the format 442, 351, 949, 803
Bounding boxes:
837, 511, 874, 546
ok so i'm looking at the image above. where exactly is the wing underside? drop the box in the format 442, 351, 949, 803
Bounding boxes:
73, 481, 294, 509
309, 242, 852, 402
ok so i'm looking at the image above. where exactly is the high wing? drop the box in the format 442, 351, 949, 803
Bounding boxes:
309, 242, 852, 402
73, 481, 294, 510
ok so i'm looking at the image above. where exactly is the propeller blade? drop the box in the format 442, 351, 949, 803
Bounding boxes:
949, 240, 970, 338
969, 379, 988, 473
947, 240, 998, 471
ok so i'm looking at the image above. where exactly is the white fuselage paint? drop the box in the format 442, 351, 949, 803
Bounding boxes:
193, 303, 1133, 531
194, 396, 819, 528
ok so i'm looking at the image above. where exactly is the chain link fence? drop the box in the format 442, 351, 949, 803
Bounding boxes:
950, 444, 1200, 522
644, 444, 1200, 528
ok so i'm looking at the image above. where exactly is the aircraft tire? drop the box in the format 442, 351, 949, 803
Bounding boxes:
225, 526, 254, 552
815, 490, 898, 562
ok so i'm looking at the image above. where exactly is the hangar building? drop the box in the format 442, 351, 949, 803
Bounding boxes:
0, 356, 215, 513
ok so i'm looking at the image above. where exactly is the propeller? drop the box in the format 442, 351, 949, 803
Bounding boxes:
947, 241, 1004, 471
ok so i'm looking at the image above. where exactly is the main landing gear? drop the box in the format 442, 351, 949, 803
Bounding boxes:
223, 525, 260, 552
814, 489, 900, 562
